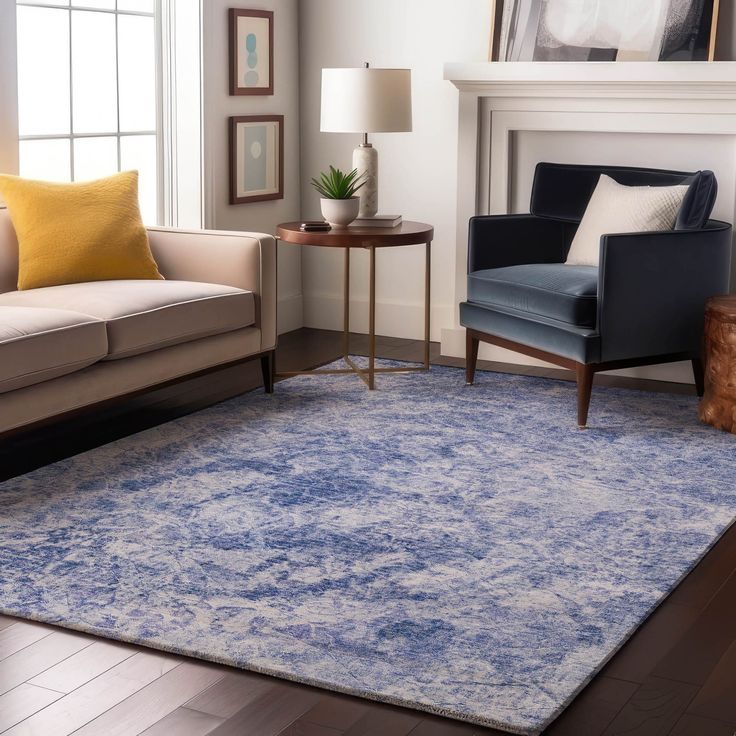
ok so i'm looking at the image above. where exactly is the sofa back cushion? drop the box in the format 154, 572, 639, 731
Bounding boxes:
0, 208, 19, 294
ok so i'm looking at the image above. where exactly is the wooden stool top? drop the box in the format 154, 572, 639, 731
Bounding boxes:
706, 295, 736, 321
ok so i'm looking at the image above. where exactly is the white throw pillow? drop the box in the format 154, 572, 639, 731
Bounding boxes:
565, 174, 689, 267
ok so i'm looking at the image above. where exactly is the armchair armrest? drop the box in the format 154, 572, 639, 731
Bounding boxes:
147, 226, 277, 353
598, 220, 732, 362
468, 214, 572, 272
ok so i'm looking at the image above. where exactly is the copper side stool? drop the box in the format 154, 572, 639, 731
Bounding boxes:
699, 295, 736, 433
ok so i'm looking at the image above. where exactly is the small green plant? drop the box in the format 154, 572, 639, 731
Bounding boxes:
311, 166, 367, 200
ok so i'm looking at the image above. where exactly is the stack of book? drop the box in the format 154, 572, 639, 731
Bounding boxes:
350, 215, 402, 228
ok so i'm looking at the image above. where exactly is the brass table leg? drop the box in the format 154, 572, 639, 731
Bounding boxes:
369, 245, 376, 390
276, 237, 431, 386
343, 247, 350, 360
425, 240, 432, 369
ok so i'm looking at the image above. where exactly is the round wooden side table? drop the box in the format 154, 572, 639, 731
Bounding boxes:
276, 221, 434, 389
699, 295, 736, 433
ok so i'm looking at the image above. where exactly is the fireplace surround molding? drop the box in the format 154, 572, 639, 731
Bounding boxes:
442, 61, 736, 382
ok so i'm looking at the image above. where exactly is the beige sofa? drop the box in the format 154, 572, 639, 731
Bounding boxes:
0, 208, 276, 436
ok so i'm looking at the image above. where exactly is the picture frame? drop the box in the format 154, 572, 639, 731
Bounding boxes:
488, 0, 505, 63
490, 0, 720, 62
229, 115, 284, 205
229, 8, 274, 96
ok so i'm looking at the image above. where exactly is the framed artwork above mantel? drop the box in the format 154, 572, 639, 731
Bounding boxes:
489, 0, 721, 62
229, 8, 274, 95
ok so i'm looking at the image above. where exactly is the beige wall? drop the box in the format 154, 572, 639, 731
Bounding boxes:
298, 0, 492, 341
0, 0, 18, 177
202, 0, 302, 334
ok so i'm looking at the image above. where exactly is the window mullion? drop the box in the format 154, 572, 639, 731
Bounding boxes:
68, 6, 74, 180
114, 0, 122, 172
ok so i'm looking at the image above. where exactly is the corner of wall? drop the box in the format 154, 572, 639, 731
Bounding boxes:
201, 0, 304, 334
0, 0, 19, 175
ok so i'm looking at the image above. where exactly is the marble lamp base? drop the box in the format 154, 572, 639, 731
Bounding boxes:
353, 143, 378, 219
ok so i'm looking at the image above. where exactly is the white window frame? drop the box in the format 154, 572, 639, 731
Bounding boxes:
159, 0, 203, 229
15, 0, 164, 224
10, 0, 202, 228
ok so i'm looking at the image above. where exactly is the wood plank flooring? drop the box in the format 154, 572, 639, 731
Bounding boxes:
0, 328, 734, 736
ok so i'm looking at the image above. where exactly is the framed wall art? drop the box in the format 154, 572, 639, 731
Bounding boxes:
229, 8, 274, 95
490, 0, 720, 62
229, 115, 283, 205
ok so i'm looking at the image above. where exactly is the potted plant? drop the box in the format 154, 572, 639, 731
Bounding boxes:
311, 166, 367, 229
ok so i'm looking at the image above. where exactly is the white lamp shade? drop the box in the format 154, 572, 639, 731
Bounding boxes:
320, 68, 412, 134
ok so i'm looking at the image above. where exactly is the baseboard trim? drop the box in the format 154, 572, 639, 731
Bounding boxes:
278, 294, 304, 335
303, 293, 453, 342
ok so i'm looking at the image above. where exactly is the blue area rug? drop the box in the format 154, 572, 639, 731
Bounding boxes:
1, 361, 735, 734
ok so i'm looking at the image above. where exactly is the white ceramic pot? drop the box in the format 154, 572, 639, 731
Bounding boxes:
320, 197, 360, 229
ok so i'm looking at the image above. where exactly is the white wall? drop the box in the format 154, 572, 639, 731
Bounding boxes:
202, 0, 302, 334
298, 0, 492, 341
0, 0, 18, 176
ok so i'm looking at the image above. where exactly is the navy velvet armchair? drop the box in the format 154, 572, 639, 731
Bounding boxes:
461, 162, 733, 426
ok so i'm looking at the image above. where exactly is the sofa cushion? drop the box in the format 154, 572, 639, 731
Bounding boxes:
0, 307, 107, 394
468, 264, 599, 328
0, 280, 255, 360
676, 170, 718, 230
565, 175, 688, 267
0, 171, 163, 290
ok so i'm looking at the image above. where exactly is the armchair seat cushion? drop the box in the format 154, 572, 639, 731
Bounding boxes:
468, 264, 599, 328
0, 280, 255, 360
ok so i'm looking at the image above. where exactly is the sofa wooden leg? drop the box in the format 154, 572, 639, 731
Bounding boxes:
692, 358, 705, 397
576, 363, 594, 428
261, 351, 275, 394
466, 331, 479, 385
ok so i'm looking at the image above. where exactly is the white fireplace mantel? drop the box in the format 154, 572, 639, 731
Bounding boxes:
445, 61, 736, 97
441, 61, 736, 383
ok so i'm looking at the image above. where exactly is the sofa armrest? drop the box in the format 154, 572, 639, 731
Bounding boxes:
598, 220, 732, 362
147, 226, 277, 353
468, 214, 571, 273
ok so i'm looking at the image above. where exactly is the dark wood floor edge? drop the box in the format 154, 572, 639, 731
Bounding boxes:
537, 510, 736, 732
0, 606, 515, 734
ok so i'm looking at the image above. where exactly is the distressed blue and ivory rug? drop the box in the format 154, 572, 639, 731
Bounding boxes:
1, 361, 735, 734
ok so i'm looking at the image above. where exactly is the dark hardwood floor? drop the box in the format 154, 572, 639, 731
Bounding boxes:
0, 328, 734, 736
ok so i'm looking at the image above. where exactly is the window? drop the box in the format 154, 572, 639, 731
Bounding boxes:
15, 0, 160, 224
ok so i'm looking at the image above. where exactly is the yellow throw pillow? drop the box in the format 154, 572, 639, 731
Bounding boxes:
0, 171, 163, 290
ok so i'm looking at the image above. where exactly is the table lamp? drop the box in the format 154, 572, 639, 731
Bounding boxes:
320, 64, 412, 220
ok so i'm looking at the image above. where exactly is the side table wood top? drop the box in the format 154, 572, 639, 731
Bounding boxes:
277, 221, 434, 248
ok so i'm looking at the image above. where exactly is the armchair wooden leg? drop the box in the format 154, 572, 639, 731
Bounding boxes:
692, 358, 705, 397
260, 351, 275, 394
466, 331, 479, 385
576, 363, 595, 428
